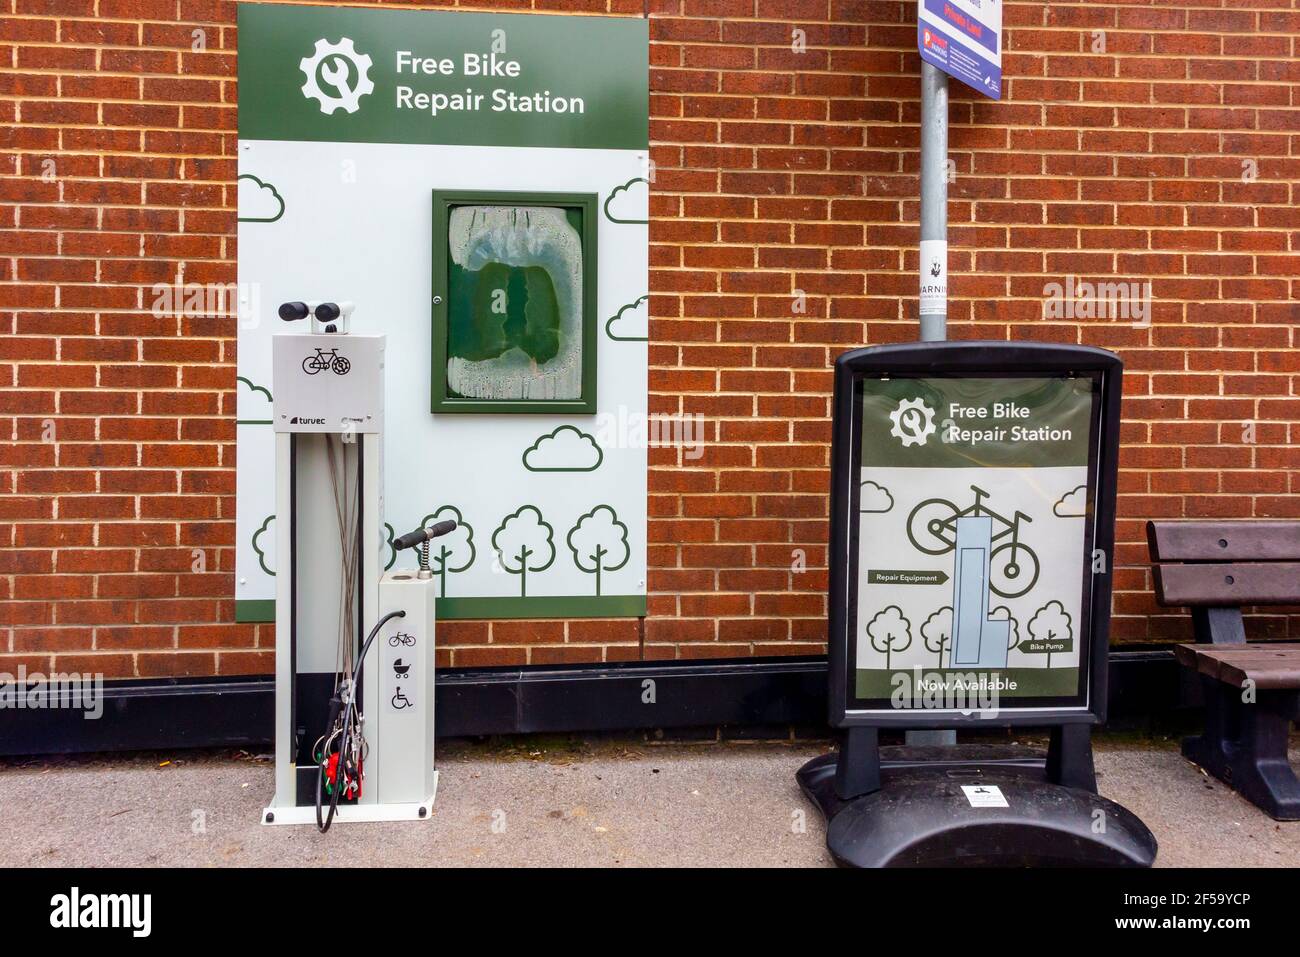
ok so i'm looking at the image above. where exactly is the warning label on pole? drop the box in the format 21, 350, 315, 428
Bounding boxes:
919, 238, 947, 315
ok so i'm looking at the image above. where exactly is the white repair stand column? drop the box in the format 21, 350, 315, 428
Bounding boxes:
261, 328, 437, 825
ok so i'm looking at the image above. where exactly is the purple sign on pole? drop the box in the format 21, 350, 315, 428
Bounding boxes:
917, 0, 1002, 100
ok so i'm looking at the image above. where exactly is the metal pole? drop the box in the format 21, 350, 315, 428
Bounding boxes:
908, 60, 955, 748
918, 60, 948, 343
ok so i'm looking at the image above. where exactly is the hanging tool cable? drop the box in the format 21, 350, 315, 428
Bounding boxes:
325, 435, 359, 690
315, 608, 407, 833
314, 431, 362, 834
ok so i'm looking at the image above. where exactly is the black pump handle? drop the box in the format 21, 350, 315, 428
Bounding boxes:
394, 520, 457, 551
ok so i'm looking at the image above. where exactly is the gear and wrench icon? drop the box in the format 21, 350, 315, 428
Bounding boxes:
300, 37, 374, 115
889, 397, 936, 447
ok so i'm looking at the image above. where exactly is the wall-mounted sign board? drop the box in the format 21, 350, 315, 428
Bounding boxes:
827, 342, 1123, 727
235, 4, 649, 622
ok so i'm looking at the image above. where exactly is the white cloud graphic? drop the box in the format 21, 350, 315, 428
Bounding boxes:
236, 376, 273, 425
237, 174, 284, 223
859, 480, 893, 513
1053, 484, 1087, 517
523, 426, 603, 472
606, 295, 648, 342
603, 177, 649, 224
252, 515, 275, 576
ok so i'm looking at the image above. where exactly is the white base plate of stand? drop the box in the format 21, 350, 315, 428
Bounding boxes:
261, 771, 438, 826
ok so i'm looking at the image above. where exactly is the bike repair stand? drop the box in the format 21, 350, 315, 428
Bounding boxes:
261, 302, 438, 826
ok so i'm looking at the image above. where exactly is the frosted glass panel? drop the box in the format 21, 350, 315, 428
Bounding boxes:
446, 205, 584, 401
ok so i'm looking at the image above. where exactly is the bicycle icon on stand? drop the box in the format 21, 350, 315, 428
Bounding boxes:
302, 347, 351, 376
906, 484, 1040, 599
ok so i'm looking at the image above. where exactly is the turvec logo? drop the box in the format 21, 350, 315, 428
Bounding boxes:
888, 397, 936, 447
300, 37, 374, 115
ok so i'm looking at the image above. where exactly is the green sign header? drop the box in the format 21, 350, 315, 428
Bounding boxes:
861, 376, 1096, 470
238, 4, 649, 150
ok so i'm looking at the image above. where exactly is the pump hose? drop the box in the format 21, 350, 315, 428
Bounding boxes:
315, 609, 407, 833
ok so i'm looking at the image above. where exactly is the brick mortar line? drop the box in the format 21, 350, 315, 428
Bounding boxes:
9, 254, 1300, 269
8, 168, 1300, 183
8, 45, 1300, 64
6, 128, 1298, 144
4, 228, 1284, 241
7, 75, 1300, 91
0, 348, 1256, 360
4, 14, 1268, 31
10, 153, 1300, 166
7, 162, 1300, 175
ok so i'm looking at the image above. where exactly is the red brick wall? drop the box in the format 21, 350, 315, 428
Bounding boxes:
2, 1, 1297, 679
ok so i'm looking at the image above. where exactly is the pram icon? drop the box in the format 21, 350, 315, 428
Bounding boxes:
392, 658, 411, 679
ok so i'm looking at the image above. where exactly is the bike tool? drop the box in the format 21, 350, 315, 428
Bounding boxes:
393, 519, 459, 579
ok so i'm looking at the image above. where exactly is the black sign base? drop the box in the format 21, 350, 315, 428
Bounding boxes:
797, 738, 1158, 868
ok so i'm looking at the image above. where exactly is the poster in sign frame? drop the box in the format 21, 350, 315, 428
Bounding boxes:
827, 341, 1124, 729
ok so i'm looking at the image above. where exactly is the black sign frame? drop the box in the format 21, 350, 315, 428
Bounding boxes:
827, 341, 1124, 729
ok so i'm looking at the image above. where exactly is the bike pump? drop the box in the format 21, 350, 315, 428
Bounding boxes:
262, 302, 443, 827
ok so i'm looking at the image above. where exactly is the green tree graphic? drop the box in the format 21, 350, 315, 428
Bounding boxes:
1028, 600, 1072, 669
567, 505, 630, 596
419, 505, 475, 598
921, 606, 952, 668
867, 606, 912, 672
491, 505, 555, 597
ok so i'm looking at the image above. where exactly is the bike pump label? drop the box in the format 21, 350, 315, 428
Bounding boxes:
853, 375, 1096, 707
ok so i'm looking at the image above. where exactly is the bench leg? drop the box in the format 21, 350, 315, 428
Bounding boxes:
1232, 692, 1300, 821
1184, 681, 1300, 821
1182, 675, 1239, 775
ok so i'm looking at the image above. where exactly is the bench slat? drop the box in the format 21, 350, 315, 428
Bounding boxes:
1153, 562, 1300, 606
1176, 642, 1300, 690
1174, 643, 1222, 679
1148, 520, 1300, 562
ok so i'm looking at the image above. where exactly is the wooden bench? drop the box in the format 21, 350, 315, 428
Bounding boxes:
1148, 520, 1300, 820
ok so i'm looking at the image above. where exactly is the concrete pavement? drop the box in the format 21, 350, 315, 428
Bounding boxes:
1, 733, 1297, 867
